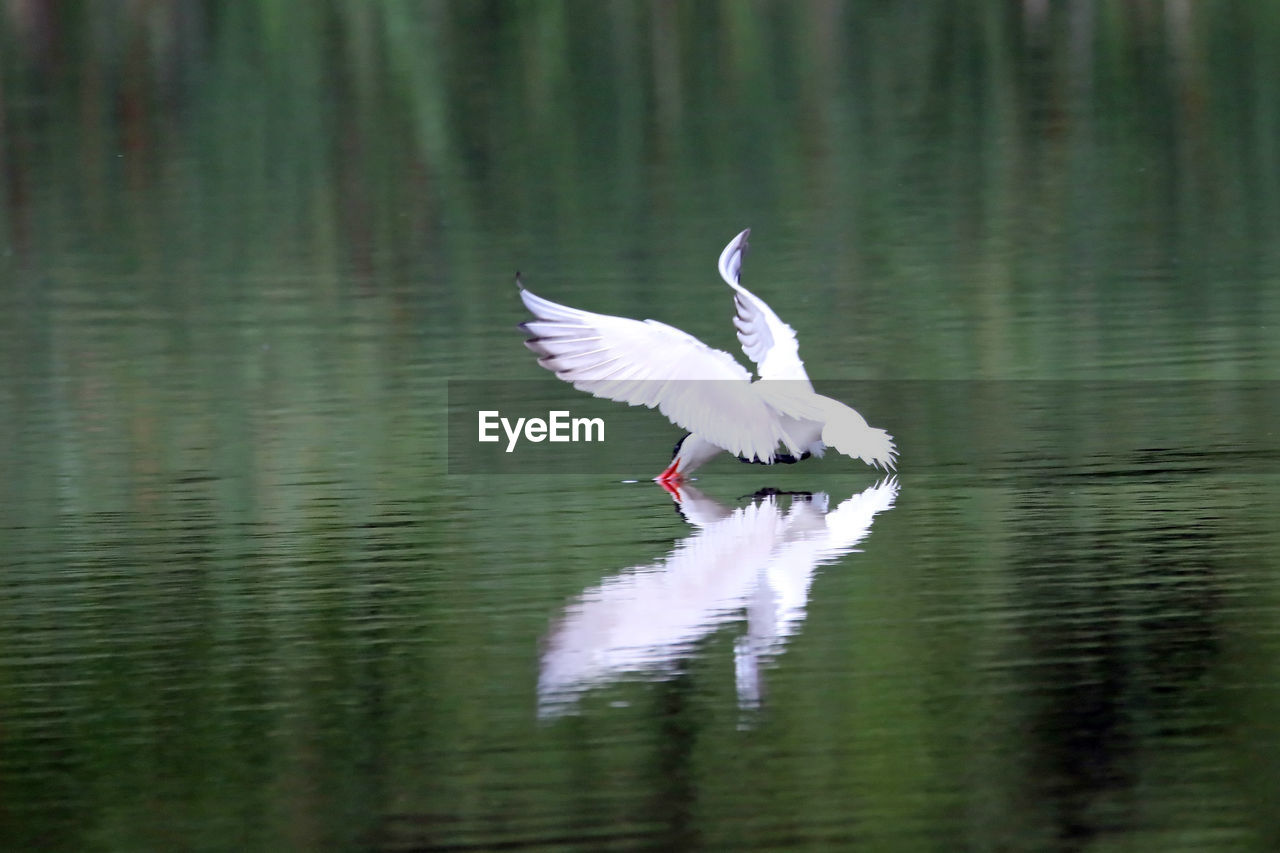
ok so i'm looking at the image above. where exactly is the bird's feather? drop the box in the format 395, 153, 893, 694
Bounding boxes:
519, 287, 800, 461
716, 229, 812, 384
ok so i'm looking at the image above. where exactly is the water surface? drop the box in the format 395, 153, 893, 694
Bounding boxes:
3, 4, 1280, 850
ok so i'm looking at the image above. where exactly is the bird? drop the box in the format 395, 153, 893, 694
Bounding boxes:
517, 228, 896, 488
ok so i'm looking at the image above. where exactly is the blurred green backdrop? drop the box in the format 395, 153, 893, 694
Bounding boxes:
2, 2, 1280, 851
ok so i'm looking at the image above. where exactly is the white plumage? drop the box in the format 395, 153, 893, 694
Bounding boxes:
519, 229, 896, 482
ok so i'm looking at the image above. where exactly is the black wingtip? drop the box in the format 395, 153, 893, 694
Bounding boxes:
515, 271, 524, 290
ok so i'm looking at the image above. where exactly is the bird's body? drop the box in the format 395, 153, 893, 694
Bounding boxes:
518, 229, 896, 485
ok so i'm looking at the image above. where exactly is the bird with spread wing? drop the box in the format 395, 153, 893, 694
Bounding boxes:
518, 229, 896, 489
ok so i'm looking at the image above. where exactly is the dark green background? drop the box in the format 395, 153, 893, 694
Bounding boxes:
2, 3, 1279, 850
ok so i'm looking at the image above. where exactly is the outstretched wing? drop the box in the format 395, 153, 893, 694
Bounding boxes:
518, 284, 799, 461
717, 229, 811, 384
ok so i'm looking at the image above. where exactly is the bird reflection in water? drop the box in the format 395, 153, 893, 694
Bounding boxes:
538, 478, 898, 718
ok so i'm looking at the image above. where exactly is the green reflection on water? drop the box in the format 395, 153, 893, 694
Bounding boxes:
2, 3, 1280, 851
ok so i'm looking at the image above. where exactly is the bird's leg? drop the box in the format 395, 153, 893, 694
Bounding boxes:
735, 451, 813, 466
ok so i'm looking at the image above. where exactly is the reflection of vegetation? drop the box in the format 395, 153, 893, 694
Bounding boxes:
2, 2, 1280, 850
2, 2, 1279, 378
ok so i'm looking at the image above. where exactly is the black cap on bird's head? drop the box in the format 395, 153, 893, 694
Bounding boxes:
671, 433, 690, 459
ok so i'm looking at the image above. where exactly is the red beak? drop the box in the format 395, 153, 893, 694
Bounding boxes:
655, 458, 684, 499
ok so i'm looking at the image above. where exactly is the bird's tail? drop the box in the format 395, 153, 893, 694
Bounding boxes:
817, 396, 898, 471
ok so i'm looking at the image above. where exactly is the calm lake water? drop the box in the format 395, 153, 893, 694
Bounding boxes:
3, 3, 1280, 850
